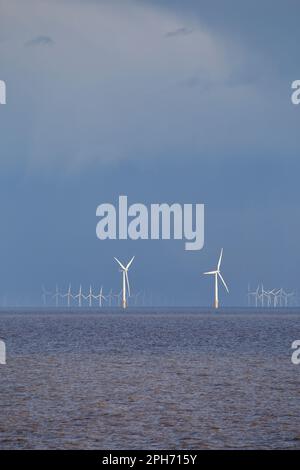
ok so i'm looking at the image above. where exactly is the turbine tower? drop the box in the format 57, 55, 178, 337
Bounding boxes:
204, 248, 229, 309
114, 256, 135, 309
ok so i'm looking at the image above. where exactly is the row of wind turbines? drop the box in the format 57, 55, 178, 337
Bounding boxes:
41, 249, 296, 309
204, 249, 297, 308
42, 253, 229, 310
42, 257, 137, 309
247, 285, 296, 307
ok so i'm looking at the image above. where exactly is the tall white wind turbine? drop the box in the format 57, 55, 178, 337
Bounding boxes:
204, 248, 229, 309
114, 256, 135, 309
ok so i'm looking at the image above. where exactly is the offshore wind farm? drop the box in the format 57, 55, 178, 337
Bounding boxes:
247, 285, 297, 307
34, 251, 299, 310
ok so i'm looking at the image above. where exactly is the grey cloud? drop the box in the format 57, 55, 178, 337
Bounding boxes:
25, 36, 54, 47
165, 27, 193, 37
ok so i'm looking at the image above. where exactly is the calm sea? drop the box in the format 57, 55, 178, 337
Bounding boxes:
0, 309, 300, 449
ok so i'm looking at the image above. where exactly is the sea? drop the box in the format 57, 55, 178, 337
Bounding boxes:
0, 308, 299, 450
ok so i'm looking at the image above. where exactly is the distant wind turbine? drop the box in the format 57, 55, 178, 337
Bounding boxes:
114, 256, 135, 309
41, 285, 52, 306
84, 285, 93, 307
204, 248, 229, 309
133, 291, 142, 306
114, 290, 122, 307
52, 285, 61, 307
93, 286, 106, 307
75, 285, 83, 307
63, 283, 73, 307
107, 288, 114, 307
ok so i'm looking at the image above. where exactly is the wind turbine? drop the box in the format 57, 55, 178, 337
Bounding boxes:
75, 285, 83, 307
52, 285, 61, 307
274, 288, 281, 307
259, 284, 270, 307
133, 291, 142, 306
63, 283, 73, 307
142, 290, 147, 307
254, 286, 260, 307
114, 256, 135, 309
41, 285, 52, 306
107, 288, 114, 307
282, 289, 294, 307
114, 290, 122, 307
268, 289, 276, 308
247, 283, 252, 307
204, 248, 229, 309
93, 286, 106, 307
247, 283, 258, 307
84, 285, 93, 307
278, 288, 285, 307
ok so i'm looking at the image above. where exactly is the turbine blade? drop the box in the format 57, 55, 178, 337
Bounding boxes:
126, 271, 130, 296
114, 257, 126, 271
217, 248, 223, 270
126, 256, 135, 270
218, 272, 229, 293
203, 270, 217, 275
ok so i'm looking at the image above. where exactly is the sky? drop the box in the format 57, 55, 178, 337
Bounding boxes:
0, 0, 300, 306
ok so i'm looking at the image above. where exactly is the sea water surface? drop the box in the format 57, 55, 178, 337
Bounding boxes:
0, 308, 300, 449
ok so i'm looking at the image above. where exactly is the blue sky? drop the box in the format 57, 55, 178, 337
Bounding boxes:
0, 0, 299, 306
